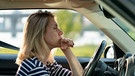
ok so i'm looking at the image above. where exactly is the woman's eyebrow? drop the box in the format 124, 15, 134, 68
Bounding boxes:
55, 23, 58, 27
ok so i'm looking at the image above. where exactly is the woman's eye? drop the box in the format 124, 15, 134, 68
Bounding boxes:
53, 27, 57, 29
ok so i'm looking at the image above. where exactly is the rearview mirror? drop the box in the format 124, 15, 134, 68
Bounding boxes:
99, 5, 115, 18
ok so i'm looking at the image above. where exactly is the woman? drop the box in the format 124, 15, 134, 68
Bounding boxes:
16, 10, 84, 76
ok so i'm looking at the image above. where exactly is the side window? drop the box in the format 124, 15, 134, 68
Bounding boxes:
53, 10, 112, 57
0, 9, 112, 57
0, 10, 25, 54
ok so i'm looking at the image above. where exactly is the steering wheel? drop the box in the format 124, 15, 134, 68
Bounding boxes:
83, 40, 107, 76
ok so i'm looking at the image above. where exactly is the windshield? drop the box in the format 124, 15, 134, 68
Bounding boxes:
112, 18, 135, 41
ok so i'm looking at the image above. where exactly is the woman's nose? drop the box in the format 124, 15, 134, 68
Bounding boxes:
58, 29, 63, 36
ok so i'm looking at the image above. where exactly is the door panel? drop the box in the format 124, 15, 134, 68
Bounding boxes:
0, 54, 115, 75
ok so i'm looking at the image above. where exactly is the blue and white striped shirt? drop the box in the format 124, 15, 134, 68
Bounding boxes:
16, 57, 71, 76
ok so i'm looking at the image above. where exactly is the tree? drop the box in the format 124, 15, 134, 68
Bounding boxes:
54, 10, 82, 39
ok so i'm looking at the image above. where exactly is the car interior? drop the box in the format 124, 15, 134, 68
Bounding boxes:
0, 0, 135, 76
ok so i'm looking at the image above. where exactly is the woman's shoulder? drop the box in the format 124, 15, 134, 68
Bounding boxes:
21, 57, 45, 69
16, 57, 50, 76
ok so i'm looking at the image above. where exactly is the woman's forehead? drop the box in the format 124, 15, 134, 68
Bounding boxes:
48, 17, 57, 26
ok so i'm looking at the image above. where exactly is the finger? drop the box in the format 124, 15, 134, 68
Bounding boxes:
59, 38, 68, 49
60, 38, 74, 49
60, 38, 68, 45
67, 39, 74, 47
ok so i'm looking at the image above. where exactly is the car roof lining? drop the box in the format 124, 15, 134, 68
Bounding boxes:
9, 0, 61, 2
0, 0, 96, 11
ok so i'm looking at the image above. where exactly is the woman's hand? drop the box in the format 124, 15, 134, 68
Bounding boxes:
59, 38, 74, 51
59, 38, 84, 76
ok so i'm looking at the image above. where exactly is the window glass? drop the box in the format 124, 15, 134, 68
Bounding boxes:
112, 18, 135, 41
0, 9, 111, 57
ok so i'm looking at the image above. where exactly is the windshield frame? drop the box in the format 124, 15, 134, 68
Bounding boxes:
95, 0, 135, 53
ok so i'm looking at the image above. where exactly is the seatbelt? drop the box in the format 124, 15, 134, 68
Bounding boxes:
0, 41, 19, 50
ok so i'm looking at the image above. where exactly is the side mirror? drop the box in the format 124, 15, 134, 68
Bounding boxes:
104, 44, 116, 59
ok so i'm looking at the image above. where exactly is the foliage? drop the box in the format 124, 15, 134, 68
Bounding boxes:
54, 10, 82, 39
0, 47, 18, 54
128, 31, 135, 40
0, 45, 97, 57
54, 45, 97, 57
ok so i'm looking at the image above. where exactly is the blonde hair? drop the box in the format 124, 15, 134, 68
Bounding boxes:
16, 10, 55, 65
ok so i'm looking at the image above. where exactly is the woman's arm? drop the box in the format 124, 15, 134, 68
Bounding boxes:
60, 38, 84, 76
63, 48, 84, 76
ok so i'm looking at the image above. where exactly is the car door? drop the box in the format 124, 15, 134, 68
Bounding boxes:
0, 9, 116, 75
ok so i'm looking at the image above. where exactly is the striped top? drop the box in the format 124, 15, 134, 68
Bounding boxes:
16, 57, 72, 76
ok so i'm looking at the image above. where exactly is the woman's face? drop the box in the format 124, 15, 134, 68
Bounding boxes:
44, 17, 63, 50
